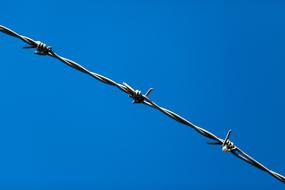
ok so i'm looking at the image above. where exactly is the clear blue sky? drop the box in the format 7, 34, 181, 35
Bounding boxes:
1, 0, 284, 189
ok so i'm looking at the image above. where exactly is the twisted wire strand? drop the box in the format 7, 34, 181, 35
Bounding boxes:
0, 24, 284, 184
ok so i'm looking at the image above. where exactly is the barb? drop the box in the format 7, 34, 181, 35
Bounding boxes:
0, 24, 284, 184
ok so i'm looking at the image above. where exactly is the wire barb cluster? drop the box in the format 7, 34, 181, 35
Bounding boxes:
23, 41, 52, 55
208, 130, 236, 152
0, 24, 284, 184
123, 82, 153, 103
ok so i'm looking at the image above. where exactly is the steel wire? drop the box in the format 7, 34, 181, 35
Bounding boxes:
0, 24, 284, 184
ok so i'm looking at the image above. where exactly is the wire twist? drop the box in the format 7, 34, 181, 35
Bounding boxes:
0, 24, 284, 184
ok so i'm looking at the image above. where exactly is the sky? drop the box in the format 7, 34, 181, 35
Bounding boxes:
0, 0, 285, 189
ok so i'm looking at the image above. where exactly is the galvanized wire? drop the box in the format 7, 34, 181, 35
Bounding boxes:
0, 24, 284, 184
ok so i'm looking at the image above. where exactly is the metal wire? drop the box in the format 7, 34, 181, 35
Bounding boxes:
0, 24, 284, 184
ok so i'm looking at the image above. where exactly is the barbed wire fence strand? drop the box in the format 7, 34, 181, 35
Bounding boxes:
0, 25, 284, 184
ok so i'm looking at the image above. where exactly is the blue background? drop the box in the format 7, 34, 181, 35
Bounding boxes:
1, 0, 285, 189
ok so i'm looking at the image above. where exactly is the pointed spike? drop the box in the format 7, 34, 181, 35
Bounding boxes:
23, 45, 34, 49
222, 130, 232, 146
207, 141, 221, 145
145, 88, 153, 97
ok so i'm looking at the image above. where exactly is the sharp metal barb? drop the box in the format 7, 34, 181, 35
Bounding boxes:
145, 88, 153, 97
207, 141, 221, 145
0, 24, 284, 184
223, 130, 232, 146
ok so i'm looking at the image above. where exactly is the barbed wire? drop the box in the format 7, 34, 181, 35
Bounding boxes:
0, 24, 284, 184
